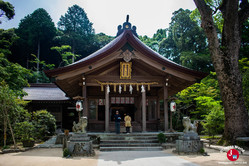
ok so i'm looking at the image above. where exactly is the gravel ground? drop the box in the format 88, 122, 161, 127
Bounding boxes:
165, 148, 249, 166
0, 147, 248, 166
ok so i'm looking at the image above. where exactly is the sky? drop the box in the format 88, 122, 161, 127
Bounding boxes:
0, 0, 196, 37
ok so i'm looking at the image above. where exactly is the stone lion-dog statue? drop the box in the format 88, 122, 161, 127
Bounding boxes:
182, 117, 198, 133
72, 116, 88, 133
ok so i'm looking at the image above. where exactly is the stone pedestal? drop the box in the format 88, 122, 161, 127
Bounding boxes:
66, 133, 95, 156
175, 132, 203, 154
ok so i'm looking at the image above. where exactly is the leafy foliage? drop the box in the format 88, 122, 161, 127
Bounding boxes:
175, 72, 224, 134
157, 133, 166, 143
58, 4, 94, 36
0, 82, 30, 145
51, 45, 79, 67
13, 8, 56, 69
201, 104, 224, 136
32, 110, 56, 141
0, 0, 15, 23
57, 5, 96, 61
159, 9, 209, 67
139, 9, 212, 72
27, 54, 54, 83
0, 29, 18, 56
0, 53, 30, 96
176, 72, 220, 118
14, 121, 35, 141
239, 58, 249, 110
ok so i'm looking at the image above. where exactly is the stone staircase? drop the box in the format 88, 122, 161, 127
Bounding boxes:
99, 133, 162, 151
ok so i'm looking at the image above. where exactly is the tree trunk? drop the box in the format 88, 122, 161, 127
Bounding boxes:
36, 39, 40, 83
3, 108, 17, 149
193, 0, 249, 144
4, 116, 7, 147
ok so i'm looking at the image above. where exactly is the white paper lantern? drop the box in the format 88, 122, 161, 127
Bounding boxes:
76, 100, 83, 112
170, 101, 176, 112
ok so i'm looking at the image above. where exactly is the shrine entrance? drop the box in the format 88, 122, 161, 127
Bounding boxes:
110, 104, 136, 122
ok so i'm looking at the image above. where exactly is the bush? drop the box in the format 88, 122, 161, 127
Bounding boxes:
32, 110, 56, 140
14, 121, 35, 142
201, 105, 224, 137
63, 148, 71, 157
157, 133, 166, 143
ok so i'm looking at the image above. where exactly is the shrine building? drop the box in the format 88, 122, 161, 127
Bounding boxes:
39, 17, 207, 132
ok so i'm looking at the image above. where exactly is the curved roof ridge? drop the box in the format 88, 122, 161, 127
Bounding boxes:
45, 29, 207, 78
45, 31, 128, 76
69, 32, 125, 66
126, 31, 207, 77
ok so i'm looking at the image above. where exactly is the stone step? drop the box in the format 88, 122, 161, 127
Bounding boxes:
91, 133, 161, 137
100, 146, 163, 151
100, 136, 157, 140
101, 139, 158, 143
100, 143, 161, 147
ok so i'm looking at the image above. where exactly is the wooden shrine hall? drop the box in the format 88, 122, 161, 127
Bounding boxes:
45, 16, 206, 132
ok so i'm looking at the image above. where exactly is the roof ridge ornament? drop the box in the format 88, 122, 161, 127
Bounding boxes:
116, 15, 138, 37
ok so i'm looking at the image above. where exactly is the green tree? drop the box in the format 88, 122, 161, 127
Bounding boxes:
51, 45, 79, 67
27, 54, 55, 83
0, 53, 30, 96
0, 28, 18, 56
15, 8, 56, 74
0, 0, 14, 23
239, 58, 249, 110
201, 103, 224, 137
176, 72, 221, 119
93, 33, 114, 48
32, 110, 56, 141
193, 0, 249, 143
159, 9, 208, 61
0, 82, 30, 147
240, 20, 249, 59
58, 5, 95, 62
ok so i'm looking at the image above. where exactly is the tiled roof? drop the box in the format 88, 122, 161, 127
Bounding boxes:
23, 84, 69, 101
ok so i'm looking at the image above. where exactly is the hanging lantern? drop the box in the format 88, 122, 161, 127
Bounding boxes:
76, 100, 83, 112
170, 101, 176, 112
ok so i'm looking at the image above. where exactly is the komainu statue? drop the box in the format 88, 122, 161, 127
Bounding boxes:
72, 116, 88, 133
182, 117, 198, 133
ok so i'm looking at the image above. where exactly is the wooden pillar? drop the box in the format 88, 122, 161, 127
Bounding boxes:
105, 86, 109, 132
82, 82, 87, 117
157, 97, 160, 120
142, 88, 146, 132
164, 84, 169, 132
